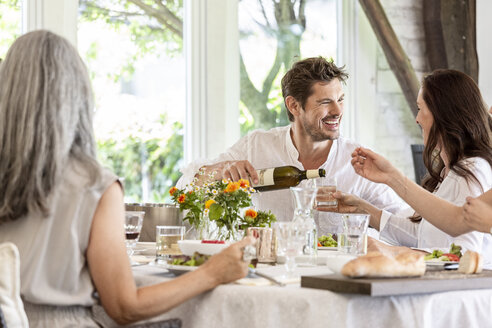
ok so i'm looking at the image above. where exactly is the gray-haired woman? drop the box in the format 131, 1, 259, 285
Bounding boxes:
0, 30, 254, 327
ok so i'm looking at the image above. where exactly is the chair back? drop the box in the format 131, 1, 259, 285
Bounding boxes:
411, 144, 427, 185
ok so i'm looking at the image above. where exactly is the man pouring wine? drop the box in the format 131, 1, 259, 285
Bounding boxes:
177, 57, 406, 229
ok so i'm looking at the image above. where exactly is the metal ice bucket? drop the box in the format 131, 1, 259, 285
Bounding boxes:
125, 203, 183, 242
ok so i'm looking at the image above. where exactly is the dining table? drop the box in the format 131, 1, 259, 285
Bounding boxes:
93, 250, 492, 328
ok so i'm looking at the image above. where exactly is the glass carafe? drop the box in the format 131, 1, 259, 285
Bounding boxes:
290, 186, 318, 267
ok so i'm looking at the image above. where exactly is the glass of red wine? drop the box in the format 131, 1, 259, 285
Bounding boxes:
124, 211, 145, 258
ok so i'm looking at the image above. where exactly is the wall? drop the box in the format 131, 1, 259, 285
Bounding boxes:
477, 0, 492, 107
355, 0, 424, 182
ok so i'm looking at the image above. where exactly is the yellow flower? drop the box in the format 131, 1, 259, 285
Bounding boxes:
169, 186, 178, 196
239, 179, 250, 188
205, 199, 216, 209
225, 182, 240, 193
245, 209, 257, 219
178, 194, 186, 203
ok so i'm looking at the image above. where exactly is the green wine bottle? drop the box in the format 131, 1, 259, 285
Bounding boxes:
252, 166, 326, 192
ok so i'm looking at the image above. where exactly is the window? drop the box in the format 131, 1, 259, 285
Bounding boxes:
0, 0, 21, 59
78, 0, 185, 203
238, 0, 338, 135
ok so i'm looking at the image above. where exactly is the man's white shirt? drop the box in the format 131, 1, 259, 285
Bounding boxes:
177, 126, 407, 236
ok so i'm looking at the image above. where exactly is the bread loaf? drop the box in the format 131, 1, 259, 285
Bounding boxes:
341, 251, 425, 278
458, 250, 483, 274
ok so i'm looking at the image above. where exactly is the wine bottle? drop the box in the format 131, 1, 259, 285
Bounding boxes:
252, 166, 326, 192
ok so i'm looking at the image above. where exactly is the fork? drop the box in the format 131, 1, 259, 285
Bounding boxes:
248, 267, 286, 287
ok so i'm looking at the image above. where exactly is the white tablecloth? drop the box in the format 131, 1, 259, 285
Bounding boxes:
95, 256, 492, 328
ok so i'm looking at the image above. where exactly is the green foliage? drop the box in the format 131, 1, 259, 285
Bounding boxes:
0, 0, 21, 59
97, 116, 183, 203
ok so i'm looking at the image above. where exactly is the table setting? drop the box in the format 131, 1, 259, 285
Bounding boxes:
113, 177, 492, 328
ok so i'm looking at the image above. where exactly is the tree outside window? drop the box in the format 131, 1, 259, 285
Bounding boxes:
0, 0, 21, 59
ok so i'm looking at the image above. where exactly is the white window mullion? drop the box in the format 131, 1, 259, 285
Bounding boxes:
24, 0, 78, 46
184, 0, 239, 163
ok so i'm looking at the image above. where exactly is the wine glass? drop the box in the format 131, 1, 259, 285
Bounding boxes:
124, 211, 145, 259
274, 221, 303, 278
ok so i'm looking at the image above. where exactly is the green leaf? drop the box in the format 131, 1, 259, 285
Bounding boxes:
209, 203, 224, 221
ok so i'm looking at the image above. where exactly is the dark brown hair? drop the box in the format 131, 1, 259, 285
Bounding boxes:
411, 69, 492, 221
281, 57, 348, 122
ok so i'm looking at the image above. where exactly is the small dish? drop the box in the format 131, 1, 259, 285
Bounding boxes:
135, 242, 156, 256
178, 240, 230, 256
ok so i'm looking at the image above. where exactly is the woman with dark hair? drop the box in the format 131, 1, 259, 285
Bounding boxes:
0, 30, 254, 327
325, 69, 492, 266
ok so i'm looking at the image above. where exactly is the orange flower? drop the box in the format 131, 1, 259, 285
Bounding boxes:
238, 179, 250, 188
225, 182, 240, 193
245, 209, 257, 219
178, 194, 186, 203
169, 187, 178, 196
205, 199, 216, 209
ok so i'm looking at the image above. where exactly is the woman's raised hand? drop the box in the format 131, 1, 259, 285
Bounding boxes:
351, 147, 398, 184
463, 196, 492, 233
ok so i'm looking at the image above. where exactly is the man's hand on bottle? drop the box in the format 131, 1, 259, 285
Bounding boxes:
200, 160, 259, 184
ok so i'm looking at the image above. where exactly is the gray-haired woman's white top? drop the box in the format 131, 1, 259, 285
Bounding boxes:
0, 159, 117, 306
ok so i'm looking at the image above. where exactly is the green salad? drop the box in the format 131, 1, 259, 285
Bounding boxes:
170, 252, 210, 266
424, 243, 462, 262
318, 234, 338, 247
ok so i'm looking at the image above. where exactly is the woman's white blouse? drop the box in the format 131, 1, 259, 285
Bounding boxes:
380, 157, 492, 268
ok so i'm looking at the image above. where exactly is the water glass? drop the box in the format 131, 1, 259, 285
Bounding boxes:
124, 211, 145, 256
274, 222, 303, 277
338, 214, 370, 256
314, 177, 338, 209
156, 225, 185, 262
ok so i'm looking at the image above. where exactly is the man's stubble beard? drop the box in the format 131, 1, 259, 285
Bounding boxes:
302, 116, 340, 142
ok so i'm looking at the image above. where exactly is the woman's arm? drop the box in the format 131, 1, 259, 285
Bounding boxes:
87, 182, 253, 325
351, 147, 471, 236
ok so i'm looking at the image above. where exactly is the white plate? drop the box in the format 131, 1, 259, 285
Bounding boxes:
425, 259, 459, 267
319, 246, 338, 251
164, 264, 198, 276
178, 240, 230, 256
325, 254, 357, 274
135, 242, 156, 256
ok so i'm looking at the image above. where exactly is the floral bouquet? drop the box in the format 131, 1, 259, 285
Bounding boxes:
170, 177, 276, 240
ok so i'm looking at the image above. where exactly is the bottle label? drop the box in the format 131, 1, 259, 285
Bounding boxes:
306, 170, 321, 179
253, 168, 275, 187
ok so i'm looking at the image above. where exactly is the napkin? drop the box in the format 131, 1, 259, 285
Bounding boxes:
235, 276, 300, 286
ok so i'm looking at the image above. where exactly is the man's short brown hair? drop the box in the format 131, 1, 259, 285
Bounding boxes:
281, 57, 348, 122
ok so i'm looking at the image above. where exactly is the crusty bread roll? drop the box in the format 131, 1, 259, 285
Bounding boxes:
341, 251, 425, 278
458, 250, 483, 274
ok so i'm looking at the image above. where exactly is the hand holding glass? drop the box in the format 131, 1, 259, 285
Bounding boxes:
314, 177, 338, 209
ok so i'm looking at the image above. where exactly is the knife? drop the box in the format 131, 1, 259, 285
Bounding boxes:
248, 267, 286, 287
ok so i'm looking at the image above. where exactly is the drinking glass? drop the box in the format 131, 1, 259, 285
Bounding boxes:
314, 177, 338, 210
274, 221, 303, 277
124, 211, 145, 257
291, 186, 318, 266
156, 226, 185, 262
338, 214, 370, 256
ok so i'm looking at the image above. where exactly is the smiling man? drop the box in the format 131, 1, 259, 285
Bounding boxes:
177, 57, 406, 228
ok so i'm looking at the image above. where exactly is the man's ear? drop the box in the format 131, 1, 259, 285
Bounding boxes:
285, 96, 302, 118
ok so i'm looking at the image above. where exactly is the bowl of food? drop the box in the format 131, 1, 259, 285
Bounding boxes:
178, 240, 230, 256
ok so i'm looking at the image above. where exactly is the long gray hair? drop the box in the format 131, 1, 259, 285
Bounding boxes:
0, 30, 100, 223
